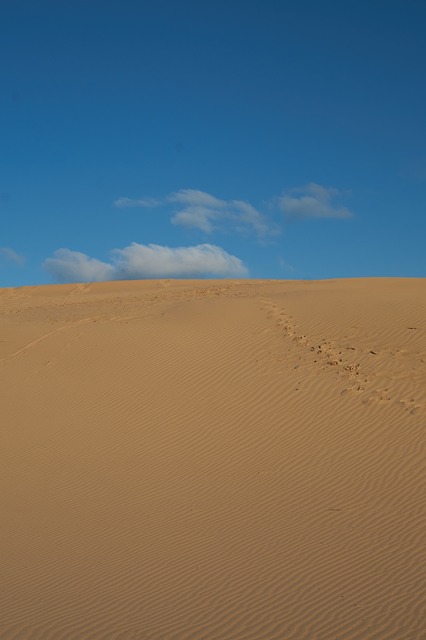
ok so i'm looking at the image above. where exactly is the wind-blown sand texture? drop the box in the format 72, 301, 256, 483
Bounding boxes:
1, 278, 425, 639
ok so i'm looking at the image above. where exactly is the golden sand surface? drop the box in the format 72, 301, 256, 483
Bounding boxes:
1, 278, 425, 639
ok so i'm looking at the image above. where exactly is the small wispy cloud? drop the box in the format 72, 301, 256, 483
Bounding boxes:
277, 257, 295, 273
44, 243, 248, 283
169, 189, 224, 208
277, 183, 353, 220
114, 189, 275, 236
0, 247, 25, 265
114, 196, 162, 208
400, 158, 426, 182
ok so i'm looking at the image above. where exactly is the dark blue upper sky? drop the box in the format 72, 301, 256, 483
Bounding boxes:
1, 0, 425, 285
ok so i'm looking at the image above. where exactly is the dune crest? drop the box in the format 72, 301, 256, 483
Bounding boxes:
1, 278, 425, 639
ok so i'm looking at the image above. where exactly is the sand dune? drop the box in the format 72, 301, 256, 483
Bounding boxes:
1, 278, 425, 639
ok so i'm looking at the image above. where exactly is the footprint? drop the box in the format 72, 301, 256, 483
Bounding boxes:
363, 388, 392, 405
398, 398, 425, 415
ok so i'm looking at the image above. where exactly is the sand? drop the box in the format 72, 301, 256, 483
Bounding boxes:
1, 278, 425, 639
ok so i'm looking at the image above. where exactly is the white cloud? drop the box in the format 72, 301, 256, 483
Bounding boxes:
278, 183, 353, 219
231, 200, 271, 235
0, 247, 25, 265
44, 249, 115, 282
114, 196, 162, 208
114, 188, 274, 235
171, 206, 219, 233
168, 189, 225, 209
113, 243, 247, 278
44, 243, 248, 283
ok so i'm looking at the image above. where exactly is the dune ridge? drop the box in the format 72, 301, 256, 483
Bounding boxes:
1, 278, 425, 639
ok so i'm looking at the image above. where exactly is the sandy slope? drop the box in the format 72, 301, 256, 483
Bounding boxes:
1, 278, 425, 639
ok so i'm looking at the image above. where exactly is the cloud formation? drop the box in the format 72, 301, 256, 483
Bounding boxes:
278, 183, 353, 219
44, 249, 115, 282
44, 243, 248, 283
0, 247, 25, 265
114, 189, 273, 235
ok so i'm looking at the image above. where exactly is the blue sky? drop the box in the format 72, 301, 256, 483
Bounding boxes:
1, 0, 425, 286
